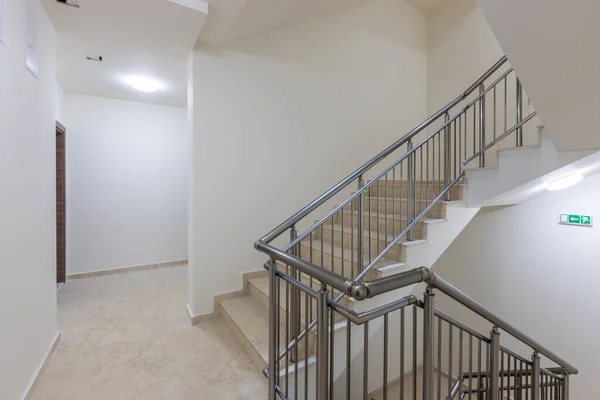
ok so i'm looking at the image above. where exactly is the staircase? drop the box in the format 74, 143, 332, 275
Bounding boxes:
218, 56, 580, 399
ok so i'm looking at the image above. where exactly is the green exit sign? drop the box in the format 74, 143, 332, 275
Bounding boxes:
559, 214, 593, 227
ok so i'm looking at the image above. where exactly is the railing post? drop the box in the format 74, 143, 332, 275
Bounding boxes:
289, 225, 299, 363
531, 352, 541, 400
317, 285, 329, 400
516, 78, 523, 147
268, 259, 279, 400
562, 374, 570, 400
489, 326, 500, 400
357, 175, 364, 273
407, 140, 414, 239
423, 286, 435, 400
479, 84, 486, 167
444, 113, 451, 201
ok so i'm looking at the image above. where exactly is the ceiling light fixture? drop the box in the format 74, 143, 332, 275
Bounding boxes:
547, 173, 584, 192
122, 75, 165, 93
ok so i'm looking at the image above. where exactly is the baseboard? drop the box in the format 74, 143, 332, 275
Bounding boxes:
186, 303, 213, 325
67, 259, 188, 280
22, 331, 61, 400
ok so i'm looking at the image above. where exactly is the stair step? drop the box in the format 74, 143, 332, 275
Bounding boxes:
314, 223, 405, 260
364, 180, 464, 200
248, 276, 347, 323
299, 238, 397, 280
353, 196, 447, 219
220, 295, 314, 373
335, 209, 441, 238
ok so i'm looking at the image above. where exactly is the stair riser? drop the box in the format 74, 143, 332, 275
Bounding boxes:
334, 213, 427, 238
299, 246, 381, 280
313, 227, 403, 260
351, 197, 446, 219
363, 183, 463, 200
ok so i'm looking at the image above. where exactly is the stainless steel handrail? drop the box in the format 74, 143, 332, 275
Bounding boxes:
258, 56, 509, 245
257, 242, 579, 375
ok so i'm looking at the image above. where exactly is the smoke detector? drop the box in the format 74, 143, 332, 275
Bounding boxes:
56, 0, 80, 8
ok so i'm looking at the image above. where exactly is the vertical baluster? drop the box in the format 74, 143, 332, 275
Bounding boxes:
437, 318, 442, 400
320, 225, 324, 272
407, 140, 413, 240
472, 105, 476, 158
458, 330, 463, 398
508, 354, 512, 400
399, 162, 403, 238
458, 115, 462, 171
383, 314, 389, 400
330, 307, 335, 399
268, 261, 278, 400
341, 206, 345, 279
562, 374, 569, 400
468, 334, 473, 395
331, 217, 334, 297
514, 356, 518, 400
501, 351, 505, 397
285, 277, 290, 394
504, 76, 508, 134
479, 84, 486, 167
357, 176, 364, 275
350, 199, 354, 280
489, 328, 500, 400
516, 78, 523, 147
384, 173, 388, 246
437, 129, 441, 199
316, 285, 329, 400
377, 177, 381, 254
368, 183, 372, 263
444, 113, 451, 201
453, 120, 458, 180
532, 353, 540, 400
305, 287, 310, 400
423, 287, 435, 400
401, 308, 405, 400
478, 340, 482, 400
392, 167, 396, 239
426, 141, 429, 214
346, 320, 351, 400
463, 111, 467, 163
493, 85, 497, 140
290, 227, 299, 363
413, 306, 418, 400
364, 321, 369, 400
448, 325, 453, 399
419, 147, 423, 215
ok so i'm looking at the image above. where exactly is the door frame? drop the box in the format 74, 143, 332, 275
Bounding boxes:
56, 121, 66, 283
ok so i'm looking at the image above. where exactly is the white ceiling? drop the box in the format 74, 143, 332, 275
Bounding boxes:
43, 0, 208, 108
403, 0, 448, 14
45, 0, 447, 109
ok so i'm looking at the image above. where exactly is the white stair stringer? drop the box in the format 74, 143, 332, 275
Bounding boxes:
465, 128, 595, 207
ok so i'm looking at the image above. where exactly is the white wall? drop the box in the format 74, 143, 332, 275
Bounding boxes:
55, 81, 65, 124
432, 172, 600, 398
65, 94, 188, 275
427, 0, 504, 114
188, 0, 428, 316
0, 0, 58, 398
478, 0, 600, 153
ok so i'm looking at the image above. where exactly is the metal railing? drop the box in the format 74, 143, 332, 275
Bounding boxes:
254, 57, 576, 399
264, 262, 576, 399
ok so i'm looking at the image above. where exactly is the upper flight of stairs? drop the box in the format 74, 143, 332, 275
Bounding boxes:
215, 179, 479, 384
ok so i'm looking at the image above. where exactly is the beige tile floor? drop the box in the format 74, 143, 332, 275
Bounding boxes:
31, 266, 267, 400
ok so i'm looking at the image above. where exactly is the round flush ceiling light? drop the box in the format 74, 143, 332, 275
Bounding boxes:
122, 75, 165, 93
547, 173, 584, 192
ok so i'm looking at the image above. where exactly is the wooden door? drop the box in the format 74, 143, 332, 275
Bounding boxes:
56, 122, 66, 283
